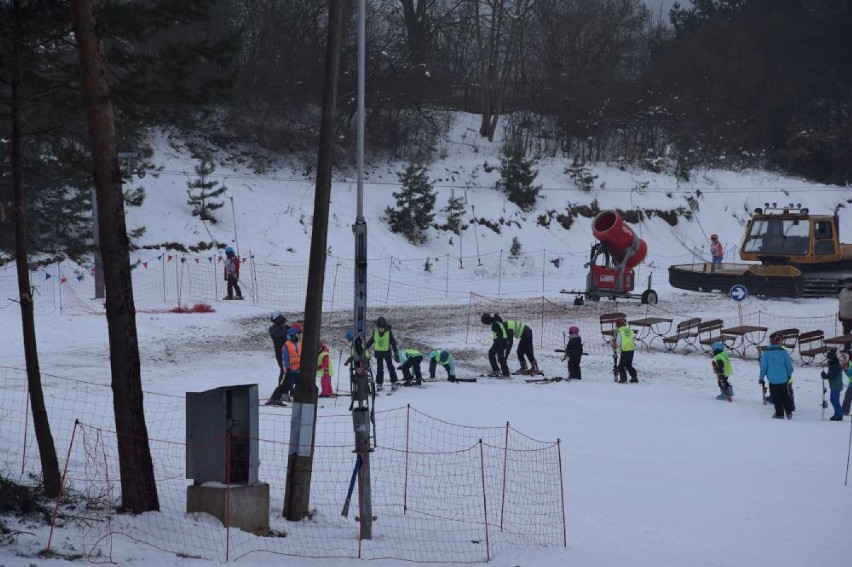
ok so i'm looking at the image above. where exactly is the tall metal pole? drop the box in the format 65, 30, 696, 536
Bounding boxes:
229, 195, 240, 257
350, 0, 373, 540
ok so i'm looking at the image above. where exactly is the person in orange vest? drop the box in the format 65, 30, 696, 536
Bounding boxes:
710, 234, 723, 272
317, 340, 335, 398
280, 325, 302, 402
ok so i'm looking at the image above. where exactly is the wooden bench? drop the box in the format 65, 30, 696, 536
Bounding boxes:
797, 330, 830, 365
600, 312, 625, 346
662, 317, 702, 352
697, 319, 736, 352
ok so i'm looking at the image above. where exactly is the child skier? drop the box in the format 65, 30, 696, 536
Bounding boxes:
222, 246, 243, 300
398, 347, 424, 385
565, 326, 583, 380
317, 340, 335, 398
821, 349, 844, 421
365, 316, 400, 390
481, 313, 510, 377
614, 318, 638, 383
429, 349, 457, 382
711, 341, 734, 401
504, 319, 539, 374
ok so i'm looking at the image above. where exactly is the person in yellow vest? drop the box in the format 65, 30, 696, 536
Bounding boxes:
481, 313, 510, 377
398, 347, 424, 386
365, 316, 399, 391
317, 340, 334, 398
504, 319, 539, 375
614, 317, 638, 383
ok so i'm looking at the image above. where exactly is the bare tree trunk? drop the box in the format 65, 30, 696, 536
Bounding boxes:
71, 0, 159, 514
283, 0, 346, 521
400, 0, 431, 67
11, 0, 61, 499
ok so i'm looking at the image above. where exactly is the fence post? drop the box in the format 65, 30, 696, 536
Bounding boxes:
386, 256, 393, 303
479, 439, 491, 562
557, 438, 567, 547
47, 420, 82, 558
445, 253, 450, 299
162, 253, 167, 302
498, 250, 503, 296
542, 248, 546, 294
327, 262, 340, 326
500, 422, 509, 531
403, 404, 410, 514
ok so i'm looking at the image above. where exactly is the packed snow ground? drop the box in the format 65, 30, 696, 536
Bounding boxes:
2, 113, 851, 566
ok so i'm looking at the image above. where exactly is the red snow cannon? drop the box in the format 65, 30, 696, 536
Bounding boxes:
592, 210, 647, 269
559, 209, 657, 305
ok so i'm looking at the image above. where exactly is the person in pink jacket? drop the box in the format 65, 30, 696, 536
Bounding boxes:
317, 341, 335, 398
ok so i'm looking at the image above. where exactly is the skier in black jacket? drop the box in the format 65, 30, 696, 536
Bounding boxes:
481, 313, 510, 377
566, 325, 584, 380
265, 311, 290, 405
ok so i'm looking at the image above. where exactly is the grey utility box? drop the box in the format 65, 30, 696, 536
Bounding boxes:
186, 384, 260, 485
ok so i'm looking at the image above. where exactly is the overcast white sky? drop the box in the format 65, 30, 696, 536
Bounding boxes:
645, 0, 680, 19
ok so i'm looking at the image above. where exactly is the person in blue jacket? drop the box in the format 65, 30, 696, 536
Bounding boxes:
759, 332, 795, 419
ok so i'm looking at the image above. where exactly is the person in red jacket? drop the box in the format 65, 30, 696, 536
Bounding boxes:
223, 246, 243, 300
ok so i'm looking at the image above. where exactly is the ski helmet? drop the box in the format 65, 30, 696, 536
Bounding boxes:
769, 332, 782, 345
291, 322, 303, 332
569, 326, 580, 335
376, 316, 387, 328
271, 311, 286, 324
615, 318, 627, 327
481, 313, 493, 325
437, 350, 450, 364
827, 349, 838, 363
345, 330, 354, 342
710, 234, 719, 241
711, 341, 724, 351
224, 246, 234, 255
287, 327, 300, 338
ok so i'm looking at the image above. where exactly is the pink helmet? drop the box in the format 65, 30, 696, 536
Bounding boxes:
615, 318, 627, 327
569, 326, 580, 335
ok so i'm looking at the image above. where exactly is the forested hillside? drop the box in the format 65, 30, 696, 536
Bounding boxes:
2, 0, 851, 259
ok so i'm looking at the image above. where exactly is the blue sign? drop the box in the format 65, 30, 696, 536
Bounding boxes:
729, 284, 748, 302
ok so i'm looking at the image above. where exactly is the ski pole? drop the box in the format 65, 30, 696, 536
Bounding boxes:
341, 453, 362, 517
845, 415, 851, 487
334, 349, 344, 407
761, 381, 767, 405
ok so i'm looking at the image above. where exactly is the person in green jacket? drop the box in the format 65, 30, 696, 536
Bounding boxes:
711, 341, 734, 400
398, 347, 424, 386
821, 349, 844, 421
614, 318, 638, 383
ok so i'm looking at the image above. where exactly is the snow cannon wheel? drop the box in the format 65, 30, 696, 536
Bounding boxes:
640, 289, 658, 305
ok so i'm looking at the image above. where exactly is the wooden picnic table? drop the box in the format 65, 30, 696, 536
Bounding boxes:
824, 334, 852, 350
630, 317, 674, 350
721, 325, 768, 357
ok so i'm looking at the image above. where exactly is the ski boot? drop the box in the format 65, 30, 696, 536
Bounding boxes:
515, 362, 529, 375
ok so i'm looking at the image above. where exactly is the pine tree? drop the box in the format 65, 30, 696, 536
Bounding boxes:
565, 157, 599, 192
0, 0, 237, 259
186, 153, 226, 223
496, 144, 540, 212
443, 190, 466, 235
385, 163, 436, 244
